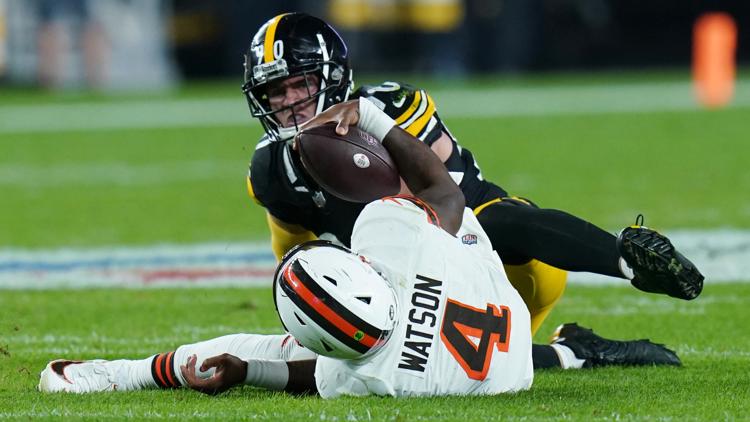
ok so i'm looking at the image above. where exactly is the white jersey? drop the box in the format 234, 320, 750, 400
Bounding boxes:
315, 197, 533, 398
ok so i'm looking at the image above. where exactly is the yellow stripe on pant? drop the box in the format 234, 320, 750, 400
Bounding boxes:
503, 260, 567, 336
474, 197, 568, 335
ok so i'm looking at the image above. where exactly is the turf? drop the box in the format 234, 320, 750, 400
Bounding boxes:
1, 284, 748, 420
1, 73, 749, 419
2, 103, 749, 248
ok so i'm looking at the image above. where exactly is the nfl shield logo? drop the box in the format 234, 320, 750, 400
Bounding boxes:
462, 234, 478, 245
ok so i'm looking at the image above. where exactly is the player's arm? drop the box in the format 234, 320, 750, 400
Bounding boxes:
180, 353, 318, 395
248, 170, 317, 260
266, 213, 317, 261
430, 132, 453, 162
380, 124, 464, 235
300, 98, 465, 235
356, 82, 453, 162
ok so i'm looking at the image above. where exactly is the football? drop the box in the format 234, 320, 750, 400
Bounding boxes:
296, 122, 401, 203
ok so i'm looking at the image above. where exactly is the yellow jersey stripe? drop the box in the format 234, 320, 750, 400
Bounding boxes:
473, 196, 534, 216
395, 90, 422, 125
473, 198, 502, 216
406, 93, 436, 137
263, 14, 289, 63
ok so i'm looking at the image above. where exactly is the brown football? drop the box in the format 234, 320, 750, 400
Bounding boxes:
296, 122, 400, 203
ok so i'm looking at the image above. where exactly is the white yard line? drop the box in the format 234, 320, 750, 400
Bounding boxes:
1, 229, 748, 289
2, 80, 750, 134
0, 160, 241, 187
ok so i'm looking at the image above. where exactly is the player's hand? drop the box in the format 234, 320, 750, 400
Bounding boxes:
294, 100, 360, 150
179, 353, 247, 395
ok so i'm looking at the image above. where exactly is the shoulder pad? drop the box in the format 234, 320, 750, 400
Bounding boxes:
354, 81, 416, 112
355, 81, 440, 143
254, 132, 275, 151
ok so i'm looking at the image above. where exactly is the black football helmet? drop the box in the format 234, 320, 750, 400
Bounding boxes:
242, 13, 353, 141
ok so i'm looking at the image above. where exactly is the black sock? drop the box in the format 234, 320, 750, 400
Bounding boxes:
532, 344, 562, 369
476, 203, 623, 277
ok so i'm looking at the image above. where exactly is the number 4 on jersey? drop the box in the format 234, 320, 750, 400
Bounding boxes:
440, 299, 511, 380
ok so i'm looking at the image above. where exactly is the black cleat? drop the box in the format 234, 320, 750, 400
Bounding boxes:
551, 323, 681, 367
617, 215, 704, 300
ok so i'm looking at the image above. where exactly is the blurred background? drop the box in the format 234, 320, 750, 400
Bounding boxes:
0, 0, 747, 90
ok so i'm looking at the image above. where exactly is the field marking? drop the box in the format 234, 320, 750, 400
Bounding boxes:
2, 80, 750, 134
0, 411, 219, 419
0, 242, 276, 289
0, 229, 748, 289
0, 160, 243, 188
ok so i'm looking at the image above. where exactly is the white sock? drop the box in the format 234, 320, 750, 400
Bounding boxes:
129, 356, 161, 389
550, 344, 587, 369
619, 257, 635, 280
100, 357, 160, 391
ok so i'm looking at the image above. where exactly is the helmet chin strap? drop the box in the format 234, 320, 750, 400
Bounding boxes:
278, 126, 299, 141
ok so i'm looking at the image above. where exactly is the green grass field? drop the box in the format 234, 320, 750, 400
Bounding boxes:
1, 72, 749, 420
2, 286, 749, 420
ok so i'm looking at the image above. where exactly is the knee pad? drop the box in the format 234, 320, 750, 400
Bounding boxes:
503, 259, 567, 336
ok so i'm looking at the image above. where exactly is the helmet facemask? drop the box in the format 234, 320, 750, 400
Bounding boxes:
243, 64, 351, 141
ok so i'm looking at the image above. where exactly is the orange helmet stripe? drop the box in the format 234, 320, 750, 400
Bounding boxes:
283, 266, 382, 349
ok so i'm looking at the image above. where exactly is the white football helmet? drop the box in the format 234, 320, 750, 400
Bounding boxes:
274, 240, 398, 360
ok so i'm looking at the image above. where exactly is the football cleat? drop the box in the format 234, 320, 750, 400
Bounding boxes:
551, 323, 681, 367
617, 215, 704, 300
38, 359, 124, 393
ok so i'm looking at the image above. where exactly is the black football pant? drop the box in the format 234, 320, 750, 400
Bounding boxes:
475, 200, 623, 278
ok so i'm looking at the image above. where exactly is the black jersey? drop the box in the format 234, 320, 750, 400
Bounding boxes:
248, 81, 508, 247
249, 135, 364, 246
354, 82, 507, 206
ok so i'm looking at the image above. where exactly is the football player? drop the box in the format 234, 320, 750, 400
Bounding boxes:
39, 100, 680, 396
244, 13, 704, 335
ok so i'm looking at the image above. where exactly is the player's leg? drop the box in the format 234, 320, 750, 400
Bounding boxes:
476, 198, 703, 300
38, 333, 315, 393
531, 323, 681, 369
475, 197, 625, 276
474, 196, 602, 332
503, 259, 567, 335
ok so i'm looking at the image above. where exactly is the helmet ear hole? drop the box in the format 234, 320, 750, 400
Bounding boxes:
294, 313, 306, 325
323, 275, 337, 286
320, 339, 334, 353
356, 296, 372, 305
